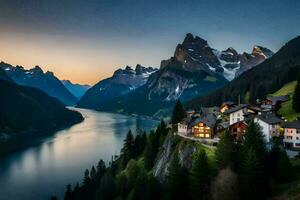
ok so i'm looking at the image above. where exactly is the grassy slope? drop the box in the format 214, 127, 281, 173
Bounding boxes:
270, 81, 300, 121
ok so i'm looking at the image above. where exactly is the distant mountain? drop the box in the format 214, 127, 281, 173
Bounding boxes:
62, 80, 91, 100
0, 71, 83, 135
0, 62, 77, 105
187, 35, 300, 108
0, 67, 12, 82
77, 64, 157, 109
235, 45, 274, 77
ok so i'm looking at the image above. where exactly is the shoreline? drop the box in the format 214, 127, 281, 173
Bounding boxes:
0, 116, 84, 158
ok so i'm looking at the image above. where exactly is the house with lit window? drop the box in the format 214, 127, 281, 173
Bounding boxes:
254, 113, 283, 143
283, 120, 300, 149
190, 114, 216, 138
225, 104, 257, 138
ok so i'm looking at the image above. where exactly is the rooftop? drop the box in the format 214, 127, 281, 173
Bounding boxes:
225, 104, 249, 114
190, 114, 216, 128
283, 121, 300, 129
266, 95, 289, 105
255, 113, 283, 124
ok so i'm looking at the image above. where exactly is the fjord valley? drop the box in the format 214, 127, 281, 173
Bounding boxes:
1, 0, 300, 200
0, 33, 300, 200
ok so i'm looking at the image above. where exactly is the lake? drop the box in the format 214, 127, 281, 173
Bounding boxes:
0, 108, 159, 200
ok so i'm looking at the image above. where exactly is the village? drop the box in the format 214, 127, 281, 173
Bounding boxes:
176, 95, 300, 154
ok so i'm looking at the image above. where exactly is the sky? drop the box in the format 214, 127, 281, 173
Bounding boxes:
0, 0, 299, 85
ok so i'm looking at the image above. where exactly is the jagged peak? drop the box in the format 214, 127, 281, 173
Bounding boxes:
252, 45, 274, 58
182, 33, 208, 48
30, 65, 44, 74
45, 71, 54, 76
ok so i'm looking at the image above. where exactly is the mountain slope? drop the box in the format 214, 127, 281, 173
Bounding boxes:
187, 35, 300, 109
62, 80, 91, 100
271, 81, 299, 120
77, 64, 157, 109
0, 62, 77, 105
0, 77, 83, 134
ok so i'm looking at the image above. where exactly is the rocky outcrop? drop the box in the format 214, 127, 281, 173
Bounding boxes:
153, 133, 197, 183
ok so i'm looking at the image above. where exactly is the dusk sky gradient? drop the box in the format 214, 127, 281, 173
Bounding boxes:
0, 0, 300, 84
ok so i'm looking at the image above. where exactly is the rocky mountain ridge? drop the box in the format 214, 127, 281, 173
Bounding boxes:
77, 64, 157, 109
0, 62, 77, 105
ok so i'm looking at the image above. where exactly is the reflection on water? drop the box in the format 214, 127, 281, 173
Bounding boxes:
0, 108, 158, 200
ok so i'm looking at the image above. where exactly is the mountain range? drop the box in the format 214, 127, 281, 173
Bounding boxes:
187, 35, 300, 108
0, 62, 78, 105
81, 33, 273, 117
77, 64, 157, 109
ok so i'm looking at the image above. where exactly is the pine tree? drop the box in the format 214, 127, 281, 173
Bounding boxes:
242, 121, 267, 160
189, 149, 212, 200
95, 173, 116, 200
141, 131, 147, 152
121, 130, 134, 168
239, 121, 268, 199
239, 148, 265, 200
292, 74, 300, 112
144, 131, 160, 170
215, 131, 235, 169
83, 169, 91, 187
116, 172, 128, 199
131, 168, 148, 200
90, 166, 96, 181
171, 100, 187, 125
274, 150, 293, 182
64, 184, 72, 200
96, 160, 106, 184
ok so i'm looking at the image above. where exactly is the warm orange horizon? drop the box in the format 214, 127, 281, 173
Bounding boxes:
0, 30, 170, 85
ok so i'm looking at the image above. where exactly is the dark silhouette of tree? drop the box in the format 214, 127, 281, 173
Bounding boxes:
144, 130, 160, 170
171, 100, 187, 124
90, 166, 96, 181
51, 196, 58, 200
64, 184, 72, 200
242, 121, 267, 160
239, 148, 265, 200
238, 121, 268, 199
189, 149, 212, 200
95, 173, 116, 200
116, 172, 128, 199
121, 130, 134, 168
131, 168, 148, 200
266, 140, 293, 183
215, 131, 235, 169
83, 169, 91, 187
96, 160, 106, 184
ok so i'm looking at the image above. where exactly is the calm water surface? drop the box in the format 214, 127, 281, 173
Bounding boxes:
0, 108, 158, 200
